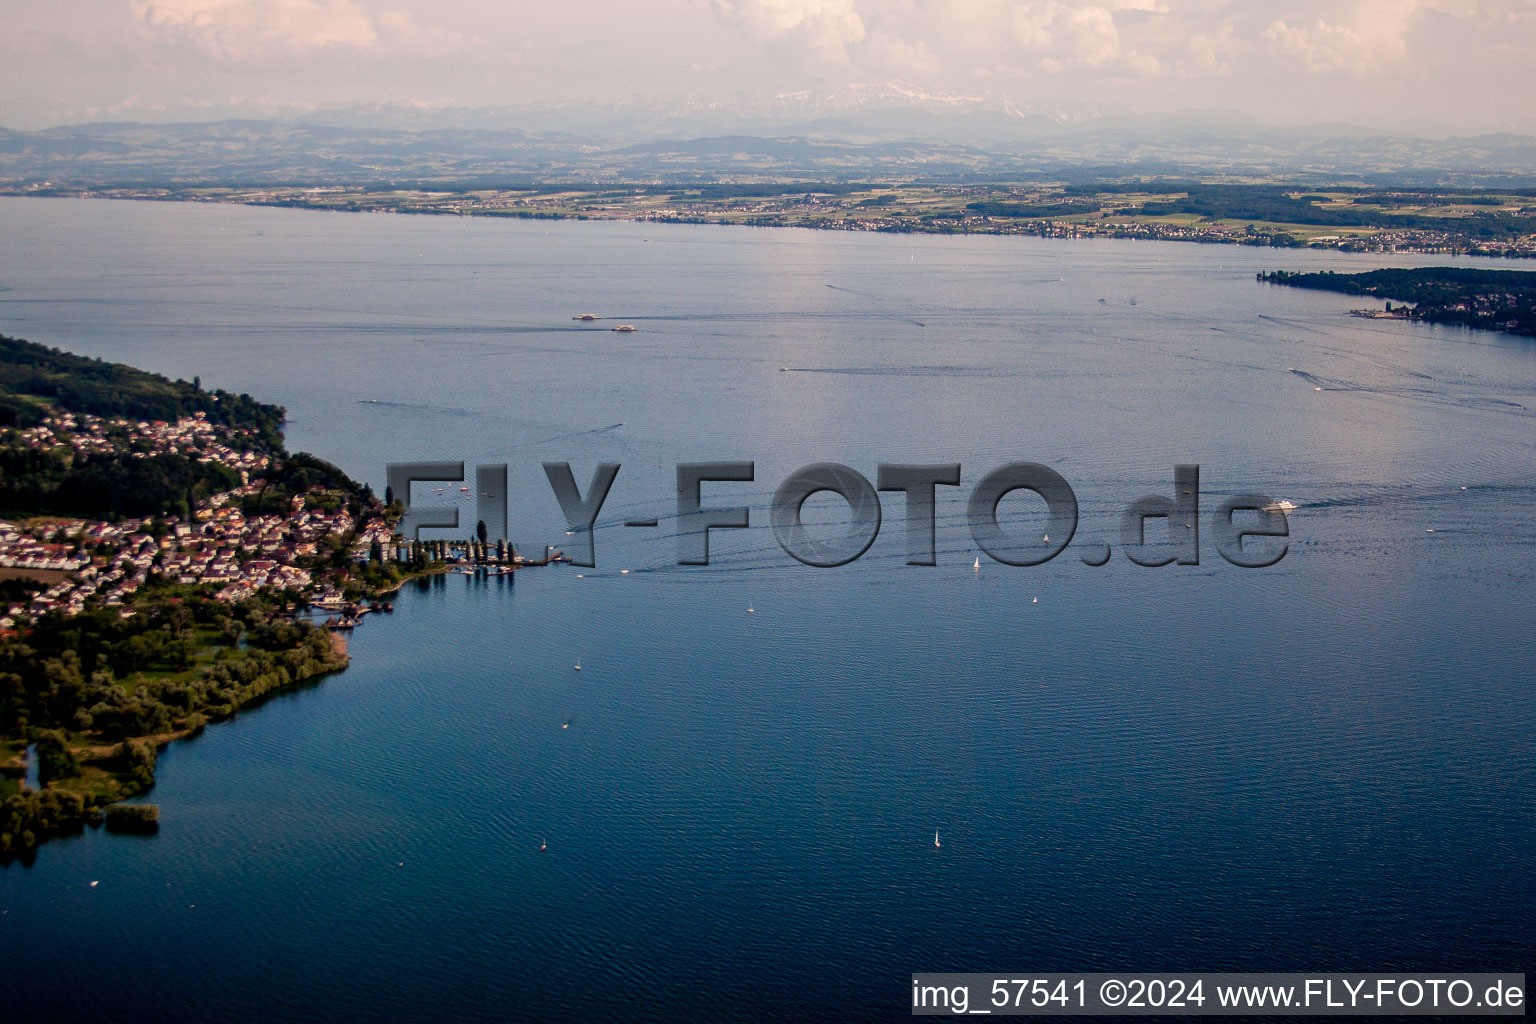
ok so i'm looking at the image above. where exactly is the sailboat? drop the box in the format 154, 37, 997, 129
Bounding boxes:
934, 830, 941, 849
747, 601, 754, 613
573, 658, 581, 671
973, 557, 980, 572
540, 837, 547, 852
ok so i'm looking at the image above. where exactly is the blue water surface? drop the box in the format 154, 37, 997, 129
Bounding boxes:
0, 198, 1531, 1022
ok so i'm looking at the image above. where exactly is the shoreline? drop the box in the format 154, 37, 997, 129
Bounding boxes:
2, 632, 352, 861
0, 336, 419, 858
6, 188, 1533, 261
6, 555, 565, 859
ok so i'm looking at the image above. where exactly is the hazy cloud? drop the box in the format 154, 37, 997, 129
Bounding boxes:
1015, 3, 1124, 69
1179, 23, 1239, 76
713, 0, 867, 61
0, 0, 1531, 132
129, 0, 463, 60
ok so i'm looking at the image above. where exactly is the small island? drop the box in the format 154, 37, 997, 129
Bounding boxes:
1258, 267, 1536, 337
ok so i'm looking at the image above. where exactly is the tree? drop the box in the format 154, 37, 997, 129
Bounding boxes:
34, 730, 80, 783
115, 739, 157, 788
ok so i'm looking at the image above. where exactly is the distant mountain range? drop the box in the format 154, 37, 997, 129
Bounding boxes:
4, 98, 1535, 186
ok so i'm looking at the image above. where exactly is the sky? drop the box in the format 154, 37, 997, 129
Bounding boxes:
2, 0, 1534, 133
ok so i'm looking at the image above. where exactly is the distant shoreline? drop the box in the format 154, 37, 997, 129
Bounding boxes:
6, 184, 1534, 260
1260, 266, 1536, 338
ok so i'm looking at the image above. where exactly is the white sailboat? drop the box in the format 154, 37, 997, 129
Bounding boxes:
973, 557, 980, 572
934, 830, 941, 849
573, 658, 581, 671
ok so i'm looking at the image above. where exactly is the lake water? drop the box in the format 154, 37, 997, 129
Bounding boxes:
1, 197, 1533, 1022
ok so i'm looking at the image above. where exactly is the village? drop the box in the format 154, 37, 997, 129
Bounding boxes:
0, 409, 396, 629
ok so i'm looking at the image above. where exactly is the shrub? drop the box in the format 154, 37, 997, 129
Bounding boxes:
1, 789, 88, 853
103, 803, 160, 833
115, 739, 157, 788
33, 730, 80, 783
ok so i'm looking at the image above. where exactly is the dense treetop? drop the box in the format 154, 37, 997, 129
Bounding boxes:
1260, 267, 1536, 337
0, 335, 284, 445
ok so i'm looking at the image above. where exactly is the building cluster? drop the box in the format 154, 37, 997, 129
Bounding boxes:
1330, 229, 1536, 258
0, 412, 397, 629
1417, 291, 1535, 334
172, 185, 1536, 259
9, 410, 270, 475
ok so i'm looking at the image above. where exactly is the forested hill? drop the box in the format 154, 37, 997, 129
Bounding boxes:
0, 336, 285, 448
0, 336, 288, 519
1259, 267, 1536, 337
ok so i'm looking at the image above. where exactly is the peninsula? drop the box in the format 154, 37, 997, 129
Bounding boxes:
1258, 267, 1536, 337
0, 337, 529, 858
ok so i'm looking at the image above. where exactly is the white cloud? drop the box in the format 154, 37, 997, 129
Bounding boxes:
858, 32, 944, 77
1180, 22, 1240, 76
1001, 0, 1184, 75
1257, 0, 1518, 74
712, 0, 867, 61
3, 0, 1535, 132
130, 0, 462, 60
1015, 2, 1123, 69
1262, 18, 1370, 71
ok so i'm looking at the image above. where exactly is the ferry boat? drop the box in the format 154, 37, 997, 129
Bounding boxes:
611, 324, 637, 332
572, 313, 602, 321
1263, 499, 1297, 513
